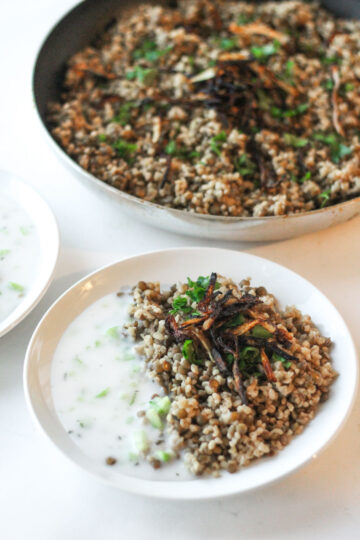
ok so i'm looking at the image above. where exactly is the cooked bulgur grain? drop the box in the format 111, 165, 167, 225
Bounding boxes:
124, 274, 337, 476
47, 1, 360, 216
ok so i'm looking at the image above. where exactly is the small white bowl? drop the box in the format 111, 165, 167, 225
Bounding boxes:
0, 170, 59, 337
24, 247, 358, 499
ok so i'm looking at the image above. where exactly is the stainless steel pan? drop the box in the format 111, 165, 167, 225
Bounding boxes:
33, 0, 360, 241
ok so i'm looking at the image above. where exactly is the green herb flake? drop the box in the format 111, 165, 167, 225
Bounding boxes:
165, 140, 200, 161
237, 13, 255, 25
98, 133, 107, 142
234, 154, 256, 177
182, 339, 202, 365
284, 133, 309, 148
133, 39, 172, 63
251, 40, 281, 62
251, 325, 272, 338
292, 171, 311, 184
219, 38, 238, 51
208, 59, 217, 68
224, 313, 245, 328
0, 249, 10, 258
112, 139, 137, 162
321, 55, 342, 66
271, 102, 309, 119
319, 188, 332, 208
321, 79, 334, 91
210, 131, 227, 156
225, 353, 234, 364
238, 346, 261, 377
186, 275, 219, 303
170, 296, 192, 315
312, 132, 352, 163
272, 352, 291, 369
344, 82, 354, 92
126, 66, 158, 85
95, 387, 110, 398
8, 282, 24, 293
112, 102, 137, 126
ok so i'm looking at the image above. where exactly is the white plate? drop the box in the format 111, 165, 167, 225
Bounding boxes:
0, 170, 59, 337
24, 247, 358, 499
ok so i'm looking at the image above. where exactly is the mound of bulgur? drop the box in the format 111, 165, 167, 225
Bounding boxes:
48, 1, 360, 217
125, 275, 337, 476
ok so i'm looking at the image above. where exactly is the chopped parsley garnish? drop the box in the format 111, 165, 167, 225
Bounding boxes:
312, 133, 352, 163
321, 55, 342, 66
272, 352, 291, 369
208, 59, 217, 67
251, 325, 272, 338
98, 133, 107, 142
112, 139, 137, 162
126, 66, 158, 84
344, 82, 354, 92
165, 141, 200, 161
186, 275, 219, 303
239, 346, 261, 377
321, 79, 334, 91
218, 37, 238, 51
234, 154, 256, 177
291, 171, 311, 184
210, 131, 227, 156
319, 188, 331, 208
271, 102, 309, 119
251, 40, 281, 62
170, 296, 192, 315
237, 13, 255, 25
133, 40, 172, 62
112, 102, 137, 125
283, 133, 309, 148
283, 60, 295, 84
182, 339, 201, 365
224, 313, 245, 328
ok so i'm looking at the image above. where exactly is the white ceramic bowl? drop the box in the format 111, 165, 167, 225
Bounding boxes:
24, 247, 358, 499
0, 170, 59, 337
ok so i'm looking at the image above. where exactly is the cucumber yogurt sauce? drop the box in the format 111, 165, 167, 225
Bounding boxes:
51, 290, 192, 481
0, 196, 39, 322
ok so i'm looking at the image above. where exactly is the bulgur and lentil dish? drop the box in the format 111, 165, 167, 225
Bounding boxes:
124, 273, 337, 476
47, 0, 360, 218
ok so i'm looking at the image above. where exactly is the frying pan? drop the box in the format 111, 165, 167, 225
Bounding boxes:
33, 0, 360, 241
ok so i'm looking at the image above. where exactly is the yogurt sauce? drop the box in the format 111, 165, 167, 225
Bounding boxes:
51, 291, 193, 481
0, 196, 39, 322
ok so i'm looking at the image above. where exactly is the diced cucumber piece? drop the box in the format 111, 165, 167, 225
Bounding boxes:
95, 387, 110, 398
129, 452, 139, 462
155, 450, 173, 463
133, 430, 149, 453
106, 326, 119, 338
149, 396, 171, 416
8, 282, 24, 293
146, 408, 163, 430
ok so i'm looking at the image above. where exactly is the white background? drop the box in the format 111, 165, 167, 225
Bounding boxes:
0, 1, 359, 538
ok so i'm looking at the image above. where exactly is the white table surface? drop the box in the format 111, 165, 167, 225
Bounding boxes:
1, 1, 359, 538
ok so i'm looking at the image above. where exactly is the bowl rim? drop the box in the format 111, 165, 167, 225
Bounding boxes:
32, 0, 360, 225
0, 170, 60, 337
23, 247, 359, 500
